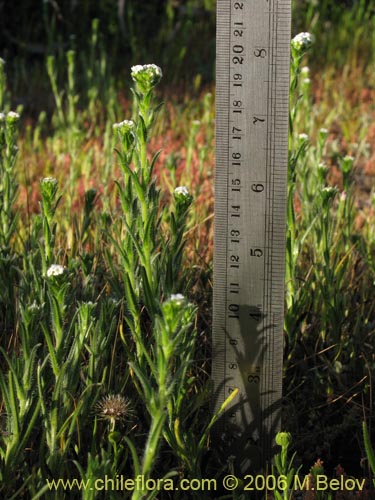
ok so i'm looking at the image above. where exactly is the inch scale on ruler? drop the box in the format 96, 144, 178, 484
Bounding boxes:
213, 0, 291, 473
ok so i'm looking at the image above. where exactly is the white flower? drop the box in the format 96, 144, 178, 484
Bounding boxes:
131, 64, 144, 74
340, 155, 354, 176
47, 264, 66, 277
174, 186, 190, 197
298, 133, 309, 141
301, 66, 310, 76
7, 111, 19, 118
131, 64, 162, 92
174, 186, 193, 212
113, 119, 135, 151
131, 64, 162, 77
113, 119, 135, 131
319, 128, 329, 135
320, 186, 338, 203
318, 162, 328, 172
291, 32, 315, 52
6, 111, 20, 124
169, 293, 185, 304
42, 176, 58, 184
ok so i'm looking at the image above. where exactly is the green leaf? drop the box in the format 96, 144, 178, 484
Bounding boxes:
41, 323, 60, 377
139, 265, 156, 318
148, 149, 162, 182
123, 435, 141, 477
128, 361, 153, 401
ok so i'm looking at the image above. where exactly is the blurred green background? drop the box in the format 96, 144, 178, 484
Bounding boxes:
1, 0, 374, 102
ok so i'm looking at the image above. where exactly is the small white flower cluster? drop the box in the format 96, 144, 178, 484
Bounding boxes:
131, 64, 162, 78
174, 185, 193, 211
113, 119, 135, 150
113, 119, 135, 132
42, 176, 58, 185
46, 264, 66, 277
131, 64, 162, 92
340, 155, 354, 176
6, 111, 20, 125
318, 162, 328, 173
169, 293, 185, 303
174, 186, 190, 197
321, 186, 336, 194
320, 186, 338, 203
298, 133, 309, 142
291, 32, 315, 52
7, 111, 20, 120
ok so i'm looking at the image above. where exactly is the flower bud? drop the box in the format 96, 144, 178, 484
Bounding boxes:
340, 155, 354, 176
275, 431, 292, 448
162, 294, 195, 331
41, 177, 58, 202
297, 133, 309, 148
174, 185, 193, 215
317, 162, 328, 183
320, 185, 338, 205
113, 119, 135, 152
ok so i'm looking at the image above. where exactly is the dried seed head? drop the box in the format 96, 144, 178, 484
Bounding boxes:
95, 395, 133, 428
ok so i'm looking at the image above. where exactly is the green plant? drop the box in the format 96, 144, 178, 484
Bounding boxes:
272, 432, 301, 500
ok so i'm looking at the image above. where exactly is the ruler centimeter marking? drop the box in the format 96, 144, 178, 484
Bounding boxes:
213, 0, 291, 472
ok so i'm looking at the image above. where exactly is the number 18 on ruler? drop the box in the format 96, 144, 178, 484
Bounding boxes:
213, 0, 291, 472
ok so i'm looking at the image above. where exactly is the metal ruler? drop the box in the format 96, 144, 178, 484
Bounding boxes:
212, 0, 291, 473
